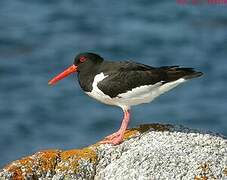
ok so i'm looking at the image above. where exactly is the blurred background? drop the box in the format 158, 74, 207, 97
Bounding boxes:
0, 0, 227, 167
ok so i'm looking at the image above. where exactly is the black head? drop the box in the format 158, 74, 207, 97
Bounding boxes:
48, 52, 103, 85
74, 52, 103, 71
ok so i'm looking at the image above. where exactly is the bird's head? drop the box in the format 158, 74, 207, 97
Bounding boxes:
48, 52, 103, 85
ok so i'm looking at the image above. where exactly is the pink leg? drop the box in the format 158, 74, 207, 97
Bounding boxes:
100, 109, 130, 145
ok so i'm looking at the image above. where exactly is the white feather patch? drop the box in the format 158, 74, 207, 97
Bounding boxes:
86, 72, 112, 104
86, 72, 186, 110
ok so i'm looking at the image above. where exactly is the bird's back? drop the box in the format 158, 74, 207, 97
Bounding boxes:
96, 61, 202, 99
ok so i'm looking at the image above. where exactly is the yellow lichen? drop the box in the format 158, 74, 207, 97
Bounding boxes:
2, 123, 171, 178
36, 149, 60, 172
194, 175, 209, 180
139, 123, 171, 132
56, 147, 98, 174
195, 163, 217, 180
5, 156, 34, 180
6, 165, 24, 180
61, 148, 97, 162
199, 163, 210, 174
123, 129, 139, 140
123, 123, 171, 140
4, 150, 60, 179
3, 148, 98, 178
223, 167, 227, 176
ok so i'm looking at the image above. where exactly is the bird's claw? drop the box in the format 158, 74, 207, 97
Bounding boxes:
99, 136, 123, 145
104, 131, 121, 140
100, 131, 124, 145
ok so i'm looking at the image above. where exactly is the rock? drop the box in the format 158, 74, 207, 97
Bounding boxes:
0, 123, 227, 180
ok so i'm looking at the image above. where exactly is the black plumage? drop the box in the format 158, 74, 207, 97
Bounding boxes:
49, 52, 203, 145
74, 53, 202, 98
97, 63, 202, 98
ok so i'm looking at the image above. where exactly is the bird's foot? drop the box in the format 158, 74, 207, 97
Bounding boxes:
105, 131, 121, 140
100, 135, 123, 145
100, 110, 130, 145
100, 131, 124, 145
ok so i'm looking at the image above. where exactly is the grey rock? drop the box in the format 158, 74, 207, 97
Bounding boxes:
1, 124, 227, 180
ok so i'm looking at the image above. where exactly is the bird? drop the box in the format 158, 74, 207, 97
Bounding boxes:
48, 52, 202, 145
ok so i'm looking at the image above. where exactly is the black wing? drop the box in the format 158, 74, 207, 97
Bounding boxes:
98, 61, 202, 98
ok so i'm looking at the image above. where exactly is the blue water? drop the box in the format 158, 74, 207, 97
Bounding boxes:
0, 0, 227, 167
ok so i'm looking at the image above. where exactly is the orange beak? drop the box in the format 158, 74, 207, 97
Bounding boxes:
48, 64, 78, 85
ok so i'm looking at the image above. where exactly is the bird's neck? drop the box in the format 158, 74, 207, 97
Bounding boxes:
77, 64, 101, 92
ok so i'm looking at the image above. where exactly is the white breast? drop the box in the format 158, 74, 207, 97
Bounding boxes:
86, 72, 112, 104
86, 72, 186, 110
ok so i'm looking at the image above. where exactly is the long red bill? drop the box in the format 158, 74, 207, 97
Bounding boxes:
48, 64, 77, 85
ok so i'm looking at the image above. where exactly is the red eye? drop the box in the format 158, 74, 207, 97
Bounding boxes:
80, 56, 87, 62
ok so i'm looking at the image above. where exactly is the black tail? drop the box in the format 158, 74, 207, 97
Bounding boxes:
160, 66, 203, 82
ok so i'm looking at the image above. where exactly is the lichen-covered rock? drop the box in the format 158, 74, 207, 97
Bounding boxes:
0, 123, 227, 180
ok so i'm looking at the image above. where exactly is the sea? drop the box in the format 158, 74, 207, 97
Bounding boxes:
0, 0, 227, 167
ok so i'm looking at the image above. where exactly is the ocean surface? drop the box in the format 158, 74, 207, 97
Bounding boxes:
0, 0, 227, 167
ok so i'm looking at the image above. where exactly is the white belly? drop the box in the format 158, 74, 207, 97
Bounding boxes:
86, 72, 186, 110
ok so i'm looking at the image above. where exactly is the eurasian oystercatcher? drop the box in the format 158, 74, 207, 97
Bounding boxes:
48, 52, 202, 145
